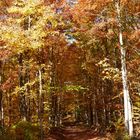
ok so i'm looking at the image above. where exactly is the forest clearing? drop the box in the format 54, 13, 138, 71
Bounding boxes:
0, 0, 140, 140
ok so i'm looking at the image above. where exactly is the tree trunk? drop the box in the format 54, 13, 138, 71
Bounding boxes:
115, 0, 133, 137
18, 53, 27, 121
38, 69, 43, 140
0, 89, 3, 127
0, 61, 4, 127
49, 46, 58, 127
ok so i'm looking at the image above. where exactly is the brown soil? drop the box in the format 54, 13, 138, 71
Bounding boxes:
45, 126, 113, 140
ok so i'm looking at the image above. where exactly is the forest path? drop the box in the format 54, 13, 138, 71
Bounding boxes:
46, 125, 112, 140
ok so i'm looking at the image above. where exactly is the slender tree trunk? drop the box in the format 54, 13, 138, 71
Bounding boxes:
8, 90, 12, 126
0, 61, 4, 127
18, 53, 27, 121
0, 89, 3, 127
115, 0, 133, 137
25, 62, 31, 121
26, 15, 31, 121
49, 46, 58, 127
38, 69, 43, 140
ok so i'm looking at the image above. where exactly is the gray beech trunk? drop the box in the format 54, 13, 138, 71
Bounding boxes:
115, 0, 133, 137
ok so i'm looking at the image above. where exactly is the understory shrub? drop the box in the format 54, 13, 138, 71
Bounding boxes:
0, 121, 40, 140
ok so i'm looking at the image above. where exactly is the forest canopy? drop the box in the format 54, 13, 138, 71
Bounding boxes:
0, 0, 140, 140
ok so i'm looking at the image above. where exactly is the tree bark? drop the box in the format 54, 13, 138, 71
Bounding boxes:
18, 53, 27, 121
0, 89, 3, 127
38, 69, 43, 140
115, 0, 133, 137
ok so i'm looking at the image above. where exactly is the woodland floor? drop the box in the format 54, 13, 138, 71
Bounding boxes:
46, 123, 112, 140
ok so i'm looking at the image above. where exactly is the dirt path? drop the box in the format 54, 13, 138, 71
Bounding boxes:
46, 126, 112, 140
